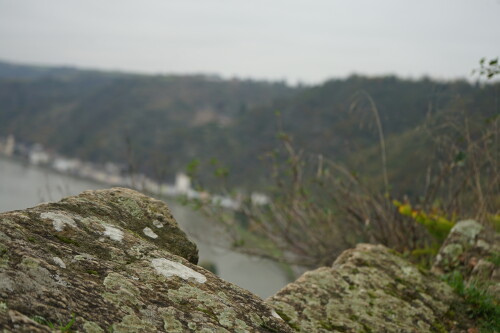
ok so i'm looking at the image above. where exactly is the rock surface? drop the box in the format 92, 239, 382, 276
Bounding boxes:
1, 189, 495, 333
432, 219, 500, 300
0, 188, 291, 332
267, 244, 460, 333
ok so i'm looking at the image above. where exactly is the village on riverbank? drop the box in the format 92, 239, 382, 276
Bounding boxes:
0, 134, 269, 209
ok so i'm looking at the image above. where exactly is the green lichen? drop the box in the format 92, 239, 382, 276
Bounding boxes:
0, 231, 11, 242
103, 272, 143, 310
166, 285, 263, 331
116, 197, 144, 219
112, 314, 155, 333
0, 301, 8, 312
159, 308, 184, 333
20, 256, 40, 269
83, 321, 105, 333
268, 244, 459, 332
249, 312, 264, 326
217, 308, 249, 331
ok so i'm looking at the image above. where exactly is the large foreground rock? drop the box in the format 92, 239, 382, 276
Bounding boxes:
268, 244, 462, 333
0, 188, 291, 332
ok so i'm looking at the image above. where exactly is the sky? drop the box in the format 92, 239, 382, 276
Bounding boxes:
0, 0, 499, 84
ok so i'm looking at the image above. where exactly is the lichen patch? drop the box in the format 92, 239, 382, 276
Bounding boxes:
102, 224, 124, 242
52, 257, 66, 269
40, 212, 77, 232
152, 220, 164, 228
143, 227, 158, 239
151, 258, 206, 283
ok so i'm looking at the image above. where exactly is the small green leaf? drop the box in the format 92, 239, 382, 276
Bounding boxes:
454, 151, 466, 162
186, 159, 200, 177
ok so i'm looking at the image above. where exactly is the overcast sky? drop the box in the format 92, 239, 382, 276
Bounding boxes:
0, 0, 499, 84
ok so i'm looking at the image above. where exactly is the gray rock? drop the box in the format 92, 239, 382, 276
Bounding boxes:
0, 188, 291, 332
267, 244, 461, 332
433, 219, 500, 301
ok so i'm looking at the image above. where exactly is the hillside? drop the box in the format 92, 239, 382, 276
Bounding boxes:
0, 61, 297, 185
0, 61, 498, 194
225, 76, 499, 191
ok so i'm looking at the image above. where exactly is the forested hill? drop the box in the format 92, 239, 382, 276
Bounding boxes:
228, 76, 499, 193
1, 61, 498, 194
0, 61, 297, 185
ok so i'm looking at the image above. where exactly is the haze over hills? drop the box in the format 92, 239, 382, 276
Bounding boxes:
0, 60, 498, 195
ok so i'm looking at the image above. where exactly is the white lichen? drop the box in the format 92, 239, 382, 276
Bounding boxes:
52, 274, 69, 286
102, 224, 124, 242
40, 212, 77, 232
153, 220, 164, 228
450, 220, 483, 242
143, 227, 158, 239
271, 309, 283, 320
52, 257, 66, 269
72, 253, 94, 261
151, 258, 207, 283
401, 266, 416, 277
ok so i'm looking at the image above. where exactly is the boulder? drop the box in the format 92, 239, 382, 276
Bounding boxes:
0, 188, 291, 332
432, 219, 500, 300
267, 244, 461, 333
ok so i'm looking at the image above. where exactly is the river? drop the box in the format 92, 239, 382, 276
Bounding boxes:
0, 155, 289, 297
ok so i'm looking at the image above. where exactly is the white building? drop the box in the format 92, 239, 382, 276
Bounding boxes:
175, 173, 191, 194
3, 135, 15, 156
52, 157, 81, 173
29, 144, 50, 165
251, 192, 270, 206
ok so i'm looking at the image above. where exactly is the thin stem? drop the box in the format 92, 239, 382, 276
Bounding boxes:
358, 90, 390, 195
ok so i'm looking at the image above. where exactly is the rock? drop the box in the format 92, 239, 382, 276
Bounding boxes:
0, 188, 291, 332
48, 187, 198, 263
432, 219, 500, 300
267, 244, 461, 333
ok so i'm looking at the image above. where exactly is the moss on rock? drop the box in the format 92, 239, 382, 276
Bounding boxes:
267, 244, 461, 332
433, 220, 500, 301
